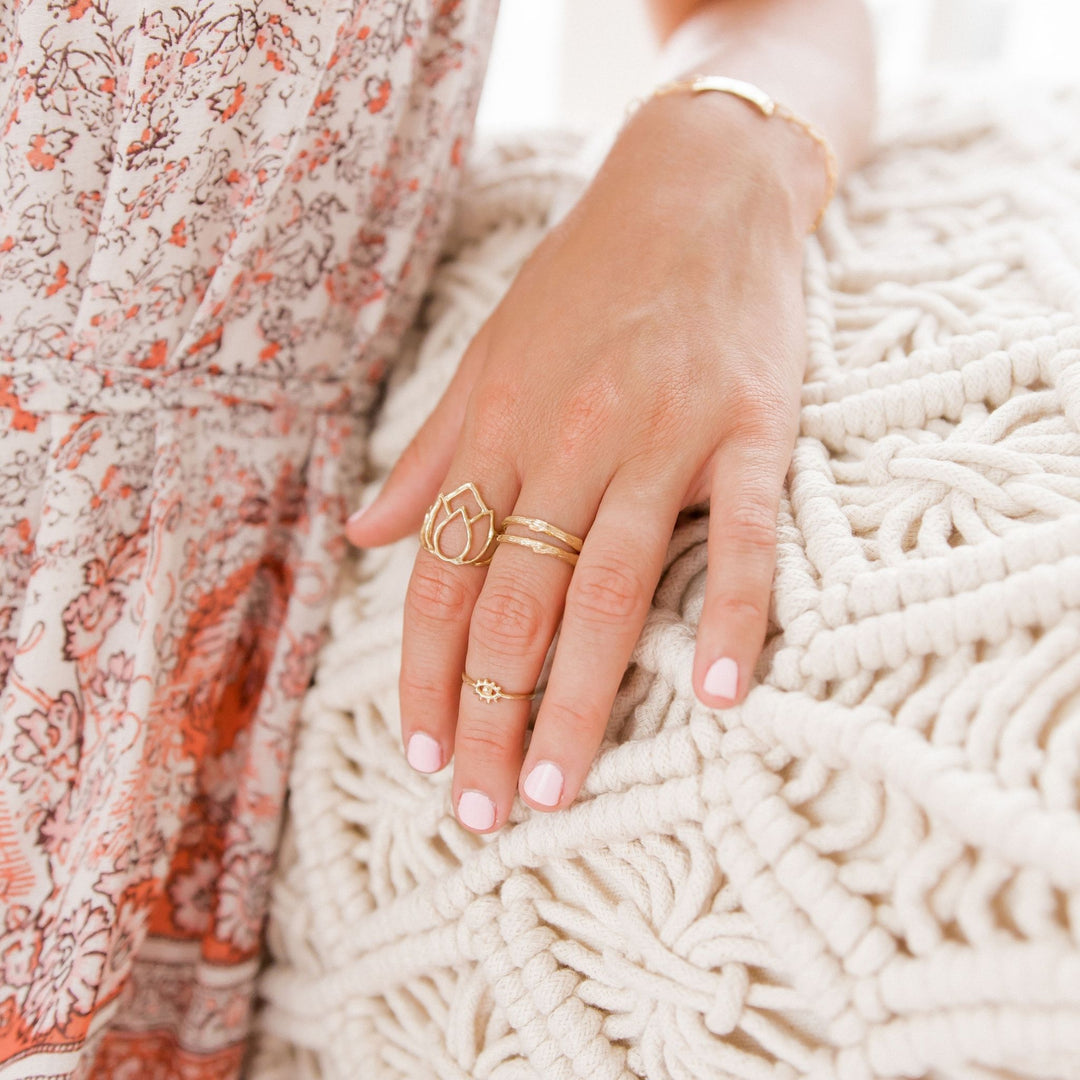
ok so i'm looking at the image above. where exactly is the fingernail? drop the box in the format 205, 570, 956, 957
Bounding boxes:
522, 761, 563, 808
456, 790, 496, 831
703, 656, 739, 701
346, 503, 372, 530
406, 732, 442, 773
346, 484, 383, 529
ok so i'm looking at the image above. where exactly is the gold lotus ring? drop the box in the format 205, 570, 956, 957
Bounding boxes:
420, 482, 497, 566
494, 514, 584, 566
462, 671, 536, 704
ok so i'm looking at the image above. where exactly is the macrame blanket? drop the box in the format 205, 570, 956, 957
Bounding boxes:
251, 90, 1080, 1080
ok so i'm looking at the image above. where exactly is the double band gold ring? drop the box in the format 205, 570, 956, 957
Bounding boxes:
495, 514, 584, 566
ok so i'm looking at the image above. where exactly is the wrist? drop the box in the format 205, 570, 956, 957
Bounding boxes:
625, 86, 830, 242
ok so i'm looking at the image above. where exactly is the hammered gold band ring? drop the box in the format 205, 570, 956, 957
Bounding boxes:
502, 515, 583, 551
495, 514, 584, 566
462, 671, 536, 704
495, 534, 579, 565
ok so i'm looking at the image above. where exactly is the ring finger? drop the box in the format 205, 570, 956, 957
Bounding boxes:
451, 489, 594, 832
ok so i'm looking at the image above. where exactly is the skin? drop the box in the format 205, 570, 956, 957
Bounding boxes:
347, 0, 876, 832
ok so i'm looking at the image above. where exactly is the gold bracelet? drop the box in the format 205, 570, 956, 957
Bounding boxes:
642, 75, 838, 235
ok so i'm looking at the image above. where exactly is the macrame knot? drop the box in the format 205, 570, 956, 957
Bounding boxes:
704, 963, 749, 1036
863, 433, 909, 488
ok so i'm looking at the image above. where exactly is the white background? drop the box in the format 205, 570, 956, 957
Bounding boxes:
476, 0, 1080, 135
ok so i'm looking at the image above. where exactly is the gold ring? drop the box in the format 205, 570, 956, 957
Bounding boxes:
494, 534, 579, 566
502, 515, 583, 551
420, 482, 496, 566
494, 514, 584, 566
462, 671, 536, 704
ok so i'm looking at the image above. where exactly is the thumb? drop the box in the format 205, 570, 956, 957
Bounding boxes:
345, 325, 488, 548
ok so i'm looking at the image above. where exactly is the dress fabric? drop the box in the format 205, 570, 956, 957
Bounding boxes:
0, 0, 498, 1076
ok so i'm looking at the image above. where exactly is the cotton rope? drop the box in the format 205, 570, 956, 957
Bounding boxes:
249, 91, 1080, 1080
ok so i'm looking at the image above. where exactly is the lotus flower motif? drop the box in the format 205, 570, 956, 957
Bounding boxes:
420, 482, 496, 566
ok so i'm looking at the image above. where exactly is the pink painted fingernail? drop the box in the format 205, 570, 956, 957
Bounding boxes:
346, 504, 373, 531
346, 485, 383, 529
523, 761, 564, 808
703, 657, 739, 701
457, 790, 496, 831
406, 732, 442, 773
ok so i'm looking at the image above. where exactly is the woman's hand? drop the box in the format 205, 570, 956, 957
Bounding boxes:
346, 92, 822, 832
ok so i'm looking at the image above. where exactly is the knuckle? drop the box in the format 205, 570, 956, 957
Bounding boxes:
725, 498, 778, 554
726, 381, 797, 444
398, 670, 446, 712
638, 360, 694, 434
728, 401, 780, 443
541, 698, 596, 737
553, 373, 619, 458
465, 379, 519, 454
407, 560, 472, 626
712, 593, 768, 625
456, 717, 519, 766
471, 584, 547, 653
571, 553, 644, 625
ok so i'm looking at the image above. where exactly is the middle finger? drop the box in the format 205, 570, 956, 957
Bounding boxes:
451, 486, 594, 832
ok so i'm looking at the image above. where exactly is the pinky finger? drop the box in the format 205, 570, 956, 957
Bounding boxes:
693, 436, 791, 708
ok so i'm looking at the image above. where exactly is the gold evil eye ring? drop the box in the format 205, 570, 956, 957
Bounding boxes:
420, 482, 497, 566
462, 671, 536, 704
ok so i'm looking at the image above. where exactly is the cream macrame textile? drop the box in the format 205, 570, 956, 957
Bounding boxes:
250, 92, 1080, 1080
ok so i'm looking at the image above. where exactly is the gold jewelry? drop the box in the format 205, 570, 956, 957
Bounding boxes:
502, 515, 584, 552
494, 514, 584, 566
420, 482, 496, 566
644, 75, 838, 235
495, 534, 579, 566
462, 671, 536, 704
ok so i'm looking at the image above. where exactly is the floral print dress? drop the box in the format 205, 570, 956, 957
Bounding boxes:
0, 0, 498, 1075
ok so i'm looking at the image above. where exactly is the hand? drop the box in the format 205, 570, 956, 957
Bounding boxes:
346, 93, 819, 832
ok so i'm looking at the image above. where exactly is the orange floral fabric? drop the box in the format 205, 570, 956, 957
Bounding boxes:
0, 0, 497, 1076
